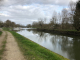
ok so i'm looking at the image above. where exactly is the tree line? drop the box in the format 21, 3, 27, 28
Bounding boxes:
27, 1, 80, 31
0, 20, 24, 28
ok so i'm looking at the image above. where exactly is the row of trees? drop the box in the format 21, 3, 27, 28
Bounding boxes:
27, 1, 80, 31
0, 20, 24, 28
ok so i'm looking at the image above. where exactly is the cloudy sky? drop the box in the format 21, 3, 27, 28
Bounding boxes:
0, 0, 78, 25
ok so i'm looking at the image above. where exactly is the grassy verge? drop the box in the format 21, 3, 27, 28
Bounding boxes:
10, 31, 69, 60
2, 27, 10, 31
0, 32, 2, 36
0, 32, 7, 60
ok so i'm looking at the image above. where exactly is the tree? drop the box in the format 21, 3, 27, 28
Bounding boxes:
11, 22, 16, 28
69, 1, 76, 16
49, 11, 57, 29
5, 20, 12, 27
68, 1, 76, 30
0, 20, 3, 27
26, 24, 32, 28
49, 18, 55, 29
61, 8, 69, 29
32, 22, 38, 28
38, 18, 44, 29
73, 1, 80, 31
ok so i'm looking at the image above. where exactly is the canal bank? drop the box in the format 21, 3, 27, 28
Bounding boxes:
10, 31, 69, 60
36, 28, 80, 36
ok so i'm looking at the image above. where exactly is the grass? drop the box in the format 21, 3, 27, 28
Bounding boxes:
10, 31, 69, 60
2, 27, 10, 31
0, 32, 2, 36
0, 32, 7, 60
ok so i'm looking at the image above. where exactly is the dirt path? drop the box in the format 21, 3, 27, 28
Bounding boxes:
2, 31, 25, 60
0, 31, 6, 50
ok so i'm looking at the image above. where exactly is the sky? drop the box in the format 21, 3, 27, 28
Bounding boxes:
0, 0, 78, 25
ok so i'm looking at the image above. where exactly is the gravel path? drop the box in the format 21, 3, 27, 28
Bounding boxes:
2, 31, 25, 60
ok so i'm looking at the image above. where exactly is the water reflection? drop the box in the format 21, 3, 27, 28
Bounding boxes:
27, 29, 48, 42
17, 29, 80, 60
13, 28, 25, 32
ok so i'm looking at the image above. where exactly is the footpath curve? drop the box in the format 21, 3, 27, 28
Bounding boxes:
2, 31, 25, 60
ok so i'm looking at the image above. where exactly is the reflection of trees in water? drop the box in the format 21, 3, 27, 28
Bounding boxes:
26, 29, 32, 32
50, 34, 80, 60
59, 36, 74, 60
72, 38, 80, 60
33, 30, 48, 42
27, 29, 48, 42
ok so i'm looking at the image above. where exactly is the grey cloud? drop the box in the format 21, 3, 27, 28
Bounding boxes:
1, 0, 78, 6
0, 4, 53, 25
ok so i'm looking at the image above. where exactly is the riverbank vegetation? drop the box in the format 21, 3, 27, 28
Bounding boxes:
27, 1, 80, 32
10, 31, 69, 60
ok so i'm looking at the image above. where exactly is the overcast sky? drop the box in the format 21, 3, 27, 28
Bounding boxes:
0, 0, 78, 25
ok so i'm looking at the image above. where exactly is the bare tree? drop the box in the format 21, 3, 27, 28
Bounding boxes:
61, 8, 69, 29
49, 11, 58, 29
68, 1, 76, 24
38, 18, 44, 29
32, 21, 38, 28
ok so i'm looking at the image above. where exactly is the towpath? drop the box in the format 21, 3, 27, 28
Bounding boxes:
1, 30, 25, 60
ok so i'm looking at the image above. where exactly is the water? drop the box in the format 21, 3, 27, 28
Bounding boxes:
16, 28, 80, 60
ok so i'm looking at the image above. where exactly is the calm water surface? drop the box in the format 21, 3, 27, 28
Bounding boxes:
17, 28, 80, 60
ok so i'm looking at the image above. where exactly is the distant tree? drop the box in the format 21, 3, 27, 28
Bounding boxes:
11, 22, 16, 28
49, 11, 57, 29
26, 24, 32, 28
38, 18, 44, 29
49, 18, 55, 29
15, 24, 21, 27
32, 22, 38, 28
0, 20, 3, 27
5, 20, 12, 27
61, 8, 69, 29
73, 1, 80, 31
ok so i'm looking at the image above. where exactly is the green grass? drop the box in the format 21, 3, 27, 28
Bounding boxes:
3, 27, 10, 31
10, 31, 69, 60
0, 32, 2, 36
0, 32, 7, 60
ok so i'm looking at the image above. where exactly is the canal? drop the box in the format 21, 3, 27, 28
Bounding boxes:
16, 28, 80, 60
